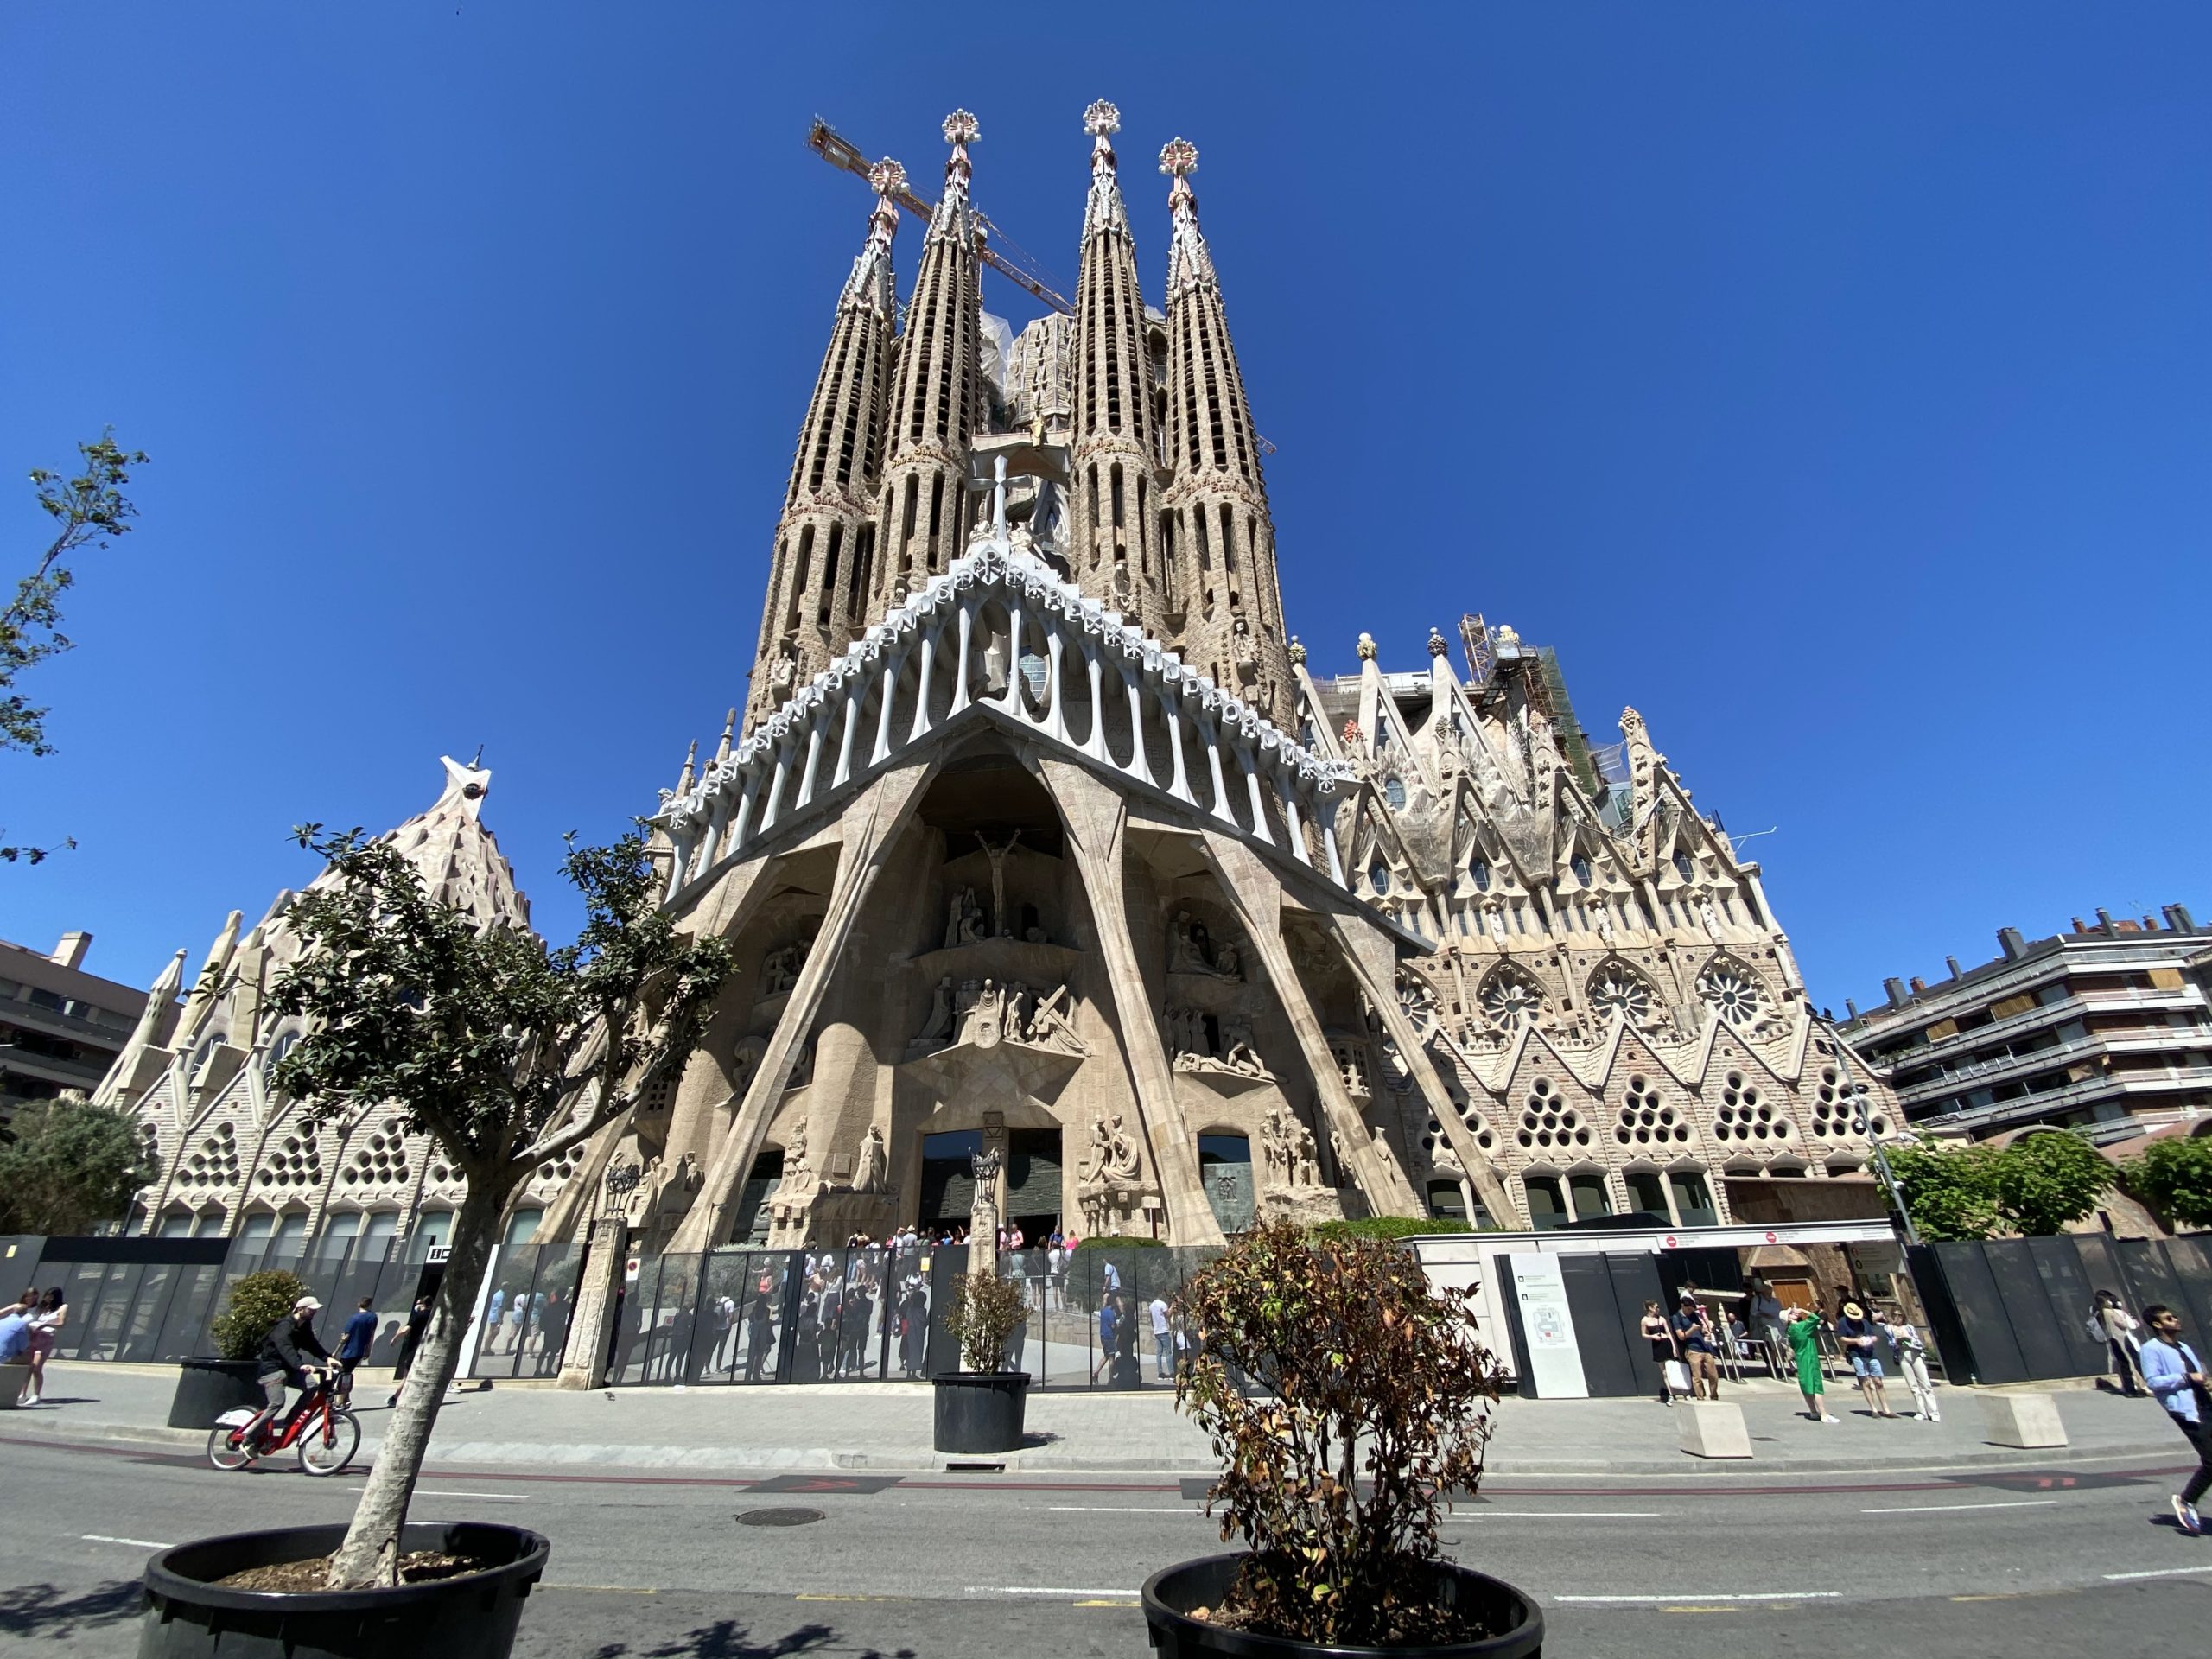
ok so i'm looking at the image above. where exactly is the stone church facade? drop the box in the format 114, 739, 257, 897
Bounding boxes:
105, 104, 1897, 1251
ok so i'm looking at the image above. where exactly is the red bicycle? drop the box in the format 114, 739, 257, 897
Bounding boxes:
207, 1375, 360, 1476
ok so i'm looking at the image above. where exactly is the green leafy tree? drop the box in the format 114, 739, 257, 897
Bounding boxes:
0, 1091, 156, 1233
264, 824, 733, 1587
3, 429, 149, 863
2123, 1136, 2212, 1231
1885, 1139, 2005, 1242
1993, 1128, 2113, 1236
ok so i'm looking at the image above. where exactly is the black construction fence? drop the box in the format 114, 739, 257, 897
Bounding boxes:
1908, 1232, 2212, 1387
0, 1230, 584, 1381
605, 1243, 1222, 1390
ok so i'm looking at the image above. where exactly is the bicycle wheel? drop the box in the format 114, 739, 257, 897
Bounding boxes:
296, 1408, 359, 1476
207, 1425, 254, 1471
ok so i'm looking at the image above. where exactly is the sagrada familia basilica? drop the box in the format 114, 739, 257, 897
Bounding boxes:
105, 105, 1898, 1254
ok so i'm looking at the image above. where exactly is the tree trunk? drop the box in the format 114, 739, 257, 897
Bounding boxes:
325, 1178, 509, 1588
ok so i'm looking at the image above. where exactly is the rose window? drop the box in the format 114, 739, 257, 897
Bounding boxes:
1698, 963, 1766, 1027
1614, 1074, 1690, 1147
257, 1132, 323, 1190
1479, 969, 1546, 1029
344, 1128, 411, 1190
1588, 964, 1654, 1026
179, 1122, 239, 1192
1812, 1064, 1888, 1139
1517, 1077, 1592, 1150
1713, 1071, 1788, 1142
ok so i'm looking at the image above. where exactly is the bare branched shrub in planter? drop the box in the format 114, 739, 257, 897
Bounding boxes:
1173, 1217, 1511, 1647
944, 1271, 1027, 1372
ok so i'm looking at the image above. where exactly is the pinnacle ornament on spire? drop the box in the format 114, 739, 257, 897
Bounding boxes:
1082, 98, 1128, 236
840, 156, 906, 313
1160, 137, 1214, 296
930, 111, 980, 245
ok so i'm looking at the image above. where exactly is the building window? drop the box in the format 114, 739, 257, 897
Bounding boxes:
1479, 966, 1547, 1029
1698, 962, 1768, 1027
1425, 1179, 1469, 1223
1624, 1169, 1670, 1218
1668, 1171, 1718, 1226
504, 1208, 543, 1248
1571, 855, 1593, 887
1567, 1172, 1612, 1222
1589, 963, 1656, 1027
1383, 777, 1407, 810
1369, 861, 1392, 896
1674, 853, 1696, 882
1523, 1174, 1569, 1231
1472, 859, 1491, 893
1517, 1077, 1593, 1150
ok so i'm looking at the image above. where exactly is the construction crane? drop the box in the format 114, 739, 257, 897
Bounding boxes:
808, 118, 1075, 317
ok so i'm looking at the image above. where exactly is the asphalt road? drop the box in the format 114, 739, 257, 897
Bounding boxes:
3, 1432, 2210, 1656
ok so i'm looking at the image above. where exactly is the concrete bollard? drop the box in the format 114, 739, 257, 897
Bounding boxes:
1981, 1392, 2068, 1449
1679, 1400, 1753, 1459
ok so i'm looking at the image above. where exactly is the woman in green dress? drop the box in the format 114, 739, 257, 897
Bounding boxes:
1785, 1306, 1838, 1423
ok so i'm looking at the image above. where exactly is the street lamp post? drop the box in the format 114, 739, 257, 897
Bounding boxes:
1818, 1011, 1921, 1249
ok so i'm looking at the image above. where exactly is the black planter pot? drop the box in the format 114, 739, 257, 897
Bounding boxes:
140, 1521, 549, 1659
166, 1359, 267, 1428
1141, 1553, 1542, 1659
931, 1370, 1030, 1454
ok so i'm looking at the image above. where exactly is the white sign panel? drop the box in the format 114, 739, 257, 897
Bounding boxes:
1503, 1251, 1588, 1399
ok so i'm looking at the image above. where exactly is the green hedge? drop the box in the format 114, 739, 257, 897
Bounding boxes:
1307, 1216, 1472, 1243
209, 1269, 314, 1361
1074, 1235, 1165, 1250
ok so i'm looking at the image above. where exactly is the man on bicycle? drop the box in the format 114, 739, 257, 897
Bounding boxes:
244, 1294, 332, 1452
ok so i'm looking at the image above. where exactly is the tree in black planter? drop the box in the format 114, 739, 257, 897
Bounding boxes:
1157, 1217, 1532, 1652
944, 1270, 1027, 1372
264, 825, 732, 1588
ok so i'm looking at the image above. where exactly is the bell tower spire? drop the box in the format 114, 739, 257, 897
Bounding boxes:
746, 156, 905, 731
868, 111, 987, 616
1069, 99, 1169, 632
1158, 137, 1293, 728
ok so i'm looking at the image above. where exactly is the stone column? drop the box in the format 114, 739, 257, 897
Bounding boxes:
1199, 831, 1421, 1214
668, 759, 938, 1255
1034, 758, 1224, 1246
555, 1215, 630, 1390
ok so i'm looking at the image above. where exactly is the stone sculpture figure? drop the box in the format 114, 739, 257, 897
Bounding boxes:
777, 1117, 812, 1194
1291, 1121, 1320, 1191
759, 937, 810, 999
1221, 1018, 1266, 1077
976, 830, 1023, 938
1027, 983, 1084, 1054
851, 1125, 887, 1194
945, 887, 985, 949
917, 976, 956, 1042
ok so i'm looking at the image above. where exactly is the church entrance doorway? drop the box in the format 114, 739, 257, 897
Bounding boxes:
918, 1129, 982, 1234
733, 1149, 782, 1245
1004, 1128, 1062, 1243
1198, 1134, 1255, 1235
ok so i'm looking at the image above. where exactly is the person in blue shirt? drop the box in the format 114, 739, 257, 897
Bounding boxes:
0, 1306, 30, 1366
334, 1297, 377, 1405
2137, 1303, 2212, 1535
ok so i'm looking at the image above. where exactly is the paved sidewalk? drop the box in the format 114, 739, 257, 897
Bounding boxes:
1, 1360, 2190, 1478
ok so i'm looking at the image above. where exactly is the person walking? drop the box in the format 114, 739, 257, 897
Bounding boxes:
334, 1296, 377, 1407
1092, 1291, 1120, 1385
1640, 1300, 1681, 1405
1835, 1299, 1897, 1417
1149, 1294, 1173, 1379
1748, 1279, 1788, 1376
2091, 1289, 2145, 1397
18, 1287, 66, 1408
1670, 1293, 1721, 1402
2139, 1304, 2212, 1535
1883, 1306, 1942, 1422
746, 1276, 779, 1382
388, 1293, 433, 1407
1785, 1303, 1838, 1423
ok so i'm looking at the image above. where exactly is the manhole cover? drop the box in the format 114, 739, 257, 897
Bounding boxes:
736, 1507, 826, 1528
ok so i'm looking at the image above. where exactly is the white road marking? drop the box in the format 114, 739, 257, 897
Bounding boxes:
1860, 1499, 2058, 1515
1473, 1510, 1667, 1518
2105, 1564, 2212, 1581
969, 1586, 1140, 1598
83, 1535, 168, 1549
1555, 1592, 1843, 1604
417, 1491, 528, 1502
1046, 1505, 1199, 1514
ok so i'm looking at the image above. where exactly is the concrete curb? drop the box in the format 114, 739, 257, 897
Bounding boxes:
3, 1417, 2183, 1481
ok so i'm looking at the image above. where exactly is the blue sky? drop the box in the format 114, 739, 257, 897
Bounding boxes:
3, 4, 2206, 1013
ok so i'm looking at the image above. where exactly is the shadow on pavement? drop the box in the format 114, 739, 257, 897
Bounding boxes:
584, 1623, 915, 1658
0, 1580, 142, 1641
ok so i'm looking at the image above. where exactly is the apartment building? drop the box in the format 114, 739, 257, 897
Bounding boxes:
0, 932, 175, 1128
1841, 905, 2212, 1143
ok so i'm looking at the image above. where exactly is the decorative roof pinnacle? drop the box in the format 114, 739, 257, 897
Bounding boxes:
929, 111, 979, 246
1160, 136, 1198, 208
677, 738, 697, 794
1287, 634, 1307, 666
1084, 99, 1120, 166
715, 708, 737, 764
1427, 626, 1450, 658
1356, 631, 1378, 662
